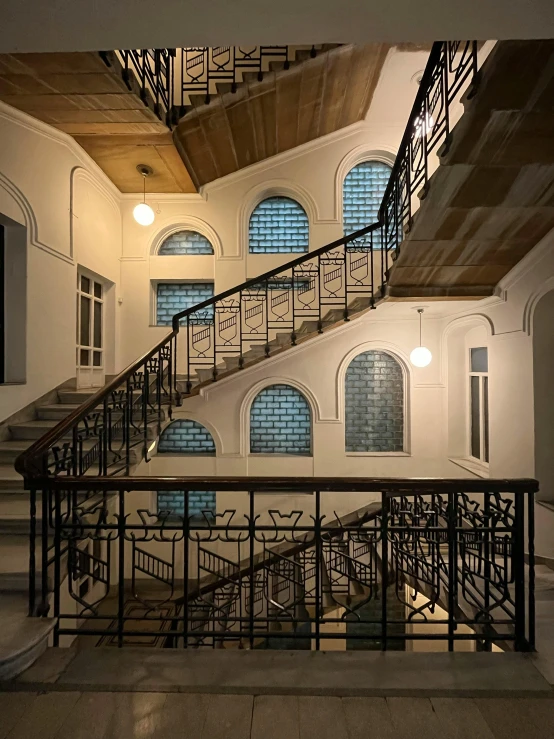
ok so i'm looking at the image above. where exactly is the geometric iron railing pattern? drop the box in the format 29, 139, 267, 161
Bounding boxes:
117, 47, 309, 123
32, 478, 536, 652
15, 41, 480, 486
15, 41, 480, 484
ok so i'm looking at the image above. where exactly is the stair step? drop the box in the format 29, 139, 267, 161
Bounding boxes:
9, 418, 158, 442
0, 465, 23, 491
36, 404, 80, 421
57, 389, 100, 405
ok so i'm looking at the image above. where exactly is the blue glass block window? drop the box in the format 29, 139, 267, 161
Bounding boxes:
249, 197, 309, 254
345, 351, 404, 452
157, 491, 216, 519
158, 419, 216, 454
343, 161, 392, 243
250, 384, 311, 455
158, 230, 214, 256
156, 282, 214, 326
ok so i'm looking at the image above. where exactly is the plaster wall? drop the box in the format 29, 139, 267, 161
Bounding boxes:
0, 104, 123, 419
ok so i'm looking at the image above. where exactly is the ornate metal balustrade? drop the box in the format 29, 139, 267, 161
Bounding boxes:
15, 42, 494, 643
15, 40, 483, 492
29, 477, 536, 652
115, 46, 318, 124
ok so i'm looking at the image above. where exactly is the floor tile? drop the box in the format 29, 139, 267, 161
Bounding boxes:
7, 692, 80, 739
298, 697, 348, 739
431, 698, 495, 739
342, 697, 397, 738
200, 695, 253, 739
0, 692, 37, 739
386, 697, 442, 739
251, 696, 300, 739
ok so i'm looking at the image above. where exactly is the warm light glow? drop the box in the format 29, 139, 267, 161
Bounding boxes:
133, 202, 155, 226
413, 112, 434, 139
410, 346, 433, 367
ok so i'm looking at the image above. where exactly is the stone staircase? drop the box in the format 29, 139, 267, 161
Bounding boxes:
178, 294, 376, 396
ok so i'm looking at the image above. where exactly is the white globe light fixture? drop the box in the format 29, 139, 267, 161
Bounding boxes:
133, 165, 155, 226
410, 308, 432, 367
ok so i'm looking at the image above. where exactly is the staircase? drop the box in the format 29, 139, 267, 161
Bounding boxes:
0, 37, 545, 676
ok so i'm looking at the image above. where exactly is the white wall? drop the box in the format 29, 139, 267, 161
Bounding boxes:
118, 47, 427, 367
0, 103, 122, 419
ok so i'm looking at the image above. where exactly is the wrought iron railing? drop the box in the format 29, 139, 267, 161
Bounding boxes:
29, 477, 536, 652
16, 41, 491, 635
114, 46, 318, 125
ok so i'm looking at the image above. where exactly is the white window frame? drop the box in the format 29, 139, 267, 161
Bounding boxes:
468, 347, 489, 466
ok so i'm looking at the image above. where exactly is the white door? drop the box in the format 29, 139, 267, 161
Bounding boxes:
76, 272, 105, 388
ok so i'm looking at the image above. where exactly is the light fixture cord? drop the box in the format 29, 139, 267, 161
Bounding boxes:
143, 174, 146, 205
419, 310, 422, 346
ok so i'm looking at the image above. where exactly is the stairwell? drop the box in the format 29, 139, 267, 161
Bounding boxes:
1, 38, 549, 678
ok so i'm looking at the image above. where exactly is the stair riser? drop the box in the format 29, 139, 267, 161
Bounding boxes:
9, 426, 157, 442
0, 449, 27, 464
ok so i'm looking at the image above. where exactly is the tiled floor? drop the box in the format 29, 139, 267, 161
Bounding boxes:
2, 692, 554, 738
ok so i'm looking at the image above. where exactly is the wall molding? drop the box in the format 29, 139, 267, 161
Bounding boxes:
0, 171, 73, 265
238, 178, 321, 261
203, 120, 367, 196
333, 145, 396, 222
237, 375, 322, 457
335, 340, 411, 453
148, 216, 224, 259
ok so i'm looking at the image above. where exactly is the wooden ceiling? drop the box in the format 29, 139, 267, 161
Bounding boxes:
174, 44, 390, 188
0, 51, 196, 193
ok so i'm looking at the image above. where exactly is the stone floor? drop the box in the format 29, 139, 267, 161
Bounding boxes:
2, 692, 554, 738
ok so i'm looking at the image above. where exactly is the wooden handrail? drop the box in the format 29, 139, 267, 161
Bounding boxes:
33, 475, 539, 493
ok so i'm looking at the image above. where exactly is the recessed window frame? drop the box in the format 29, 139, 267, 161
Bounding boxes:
468, 346, 489, 465
248, 196, 309, 254
152, 280, 215, 327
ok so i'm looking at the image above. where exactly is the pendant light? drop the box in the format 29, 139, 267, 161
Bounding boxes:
410, 308, 432, 367
133, 164, 155, 226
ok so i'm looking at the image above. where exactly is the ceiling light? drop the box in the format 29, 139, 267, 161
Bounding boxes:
133, 165, 155, 226
410, 308, 432, 367
413, 112, 434, 139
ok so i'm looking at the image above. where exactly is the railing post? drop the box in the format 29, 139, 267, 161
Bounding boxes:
117, 490, 126, 648
514, 491, 526, 651
527, 489, 535, 651
183, 489, 190, 648
314, 490, 322, 651
381, 491, 389, 650
447, 491, 458, 651
28, 486, 37, 616
53, 487, 61, 647
249, 490, 255, 649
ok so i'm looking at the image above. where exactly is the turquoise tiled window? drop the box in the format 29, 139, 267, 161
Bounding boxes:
157, 491, 216, 519
156, 282, 214, 326
345, 351, 404, 452
158, 230, 214, 255
343, 161, 392, 244
158, 419, 216, 454
249, 197, 309, 253
250, 384, 311, 455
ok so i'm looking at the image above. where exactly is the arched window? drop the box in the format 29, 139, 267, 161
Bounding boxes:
157, 419, 216, 517
158, 419, 216, 454
158, 230, 214, 255
343, 161, 392, 238
249, 197, 309, 253
345, 350, 404, 452
250, 384, 311, 455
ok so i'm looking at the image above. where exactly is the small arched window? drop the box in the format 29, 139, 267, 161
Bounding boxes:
158, 230, 214, 255
249, 197, 309, 253
158, 419, 216, 455
345, 350, 404, 452
343, 161, 392, 238
250, 384, 311, 455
